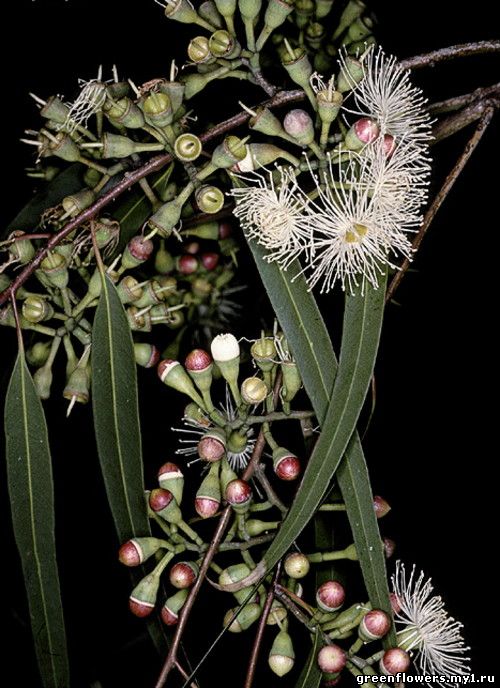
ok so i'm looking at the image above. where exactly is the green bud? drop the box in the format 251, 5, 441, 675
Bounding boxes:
224, 603, 262, 632
220, 456, 238, 493
345, 15, 373, 44
129, 571, 161, 617
195, 461, 221, 518
158, 359, 205, 406
305, 21, 326, 49
332, 0, 366, 40
268, 630, 295, 677
238, 0, 261, 21
199, 0, 224, 27
158, 462, 184, 504
155, 242, 175, 274
247, 107, 294, 143
161, 588, 189, 625
281, 360, 302, 402
315, 0, 334, 19
26, 341, 52, 367
118, 537, 167, 566
134, 343, 160, 369
348, 35, 376, 55
246, 519, 280, 536
294, 0, 314, 29
262, 0, 293, 32
337, 55, 364, 93
34, 364, 53, 400
182, 221, 219, 240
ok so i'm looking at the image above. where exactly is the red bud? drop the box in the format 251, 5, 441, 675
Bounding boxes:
149, 488, 174, 512
201, 252, 219, 271
185, 348, 212, 372
317, 644, 346, 673
316, 581, 346, 612
380, 648, 411, 675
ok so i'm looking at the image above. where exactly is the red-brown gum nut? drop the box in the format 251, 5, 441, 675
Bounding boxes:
158, 461, 183, 480
198, 436, 225, 462
317, 644, 347, 674
380, 648, 411, 675
128, 236, 154, 261
316, 581, 345, 611
354, 117, 379, 144
218, 222, 232, 239
185, 241, 200, 255
362, 609, 391, 639
178, 254, 198, 274
169, 562, 197, 589
225, 479, 252, 505
118, 540, 142, 567
129, 598, 154, 618
201, 252, 219, 271
274, 455, 301, 481
161, 605, 179, 626
149, 488, 174, 512
195, 497, 220, 518
185, 348, 212, 372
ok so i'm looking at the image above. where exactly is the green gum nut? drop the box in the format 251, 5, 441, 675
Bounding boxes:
345, 15, 373, 44
209, 30, 241, 59
104, 97, 145, 129
127, 306, 152, 332
117, 276, 142, 304
306, 21, 326, 50
101, 133, 137, 159
332, 0, 366, 40
282, 47, 314, 90
267, 599, 287, 625
44, 133, 80, 162
34, 365, 53, 400
248, 108, 293, 142
224, 603, 262, 632
294, 0, 314, 29
188, 35, 213, 63
281, 360, 302, 401
238, 0, 262, 21
315, 0, 334, 19
317, 89, 343, 124
8, 231, 35, 264
158, 81, 185, 114
199, 0, 224, 27
40, 96, 71, 124
164, 0, 200, 24
337, 55, 364, 92
211, 135, 248, 168
62, 188, 96, 216
234, 143, 300, 171
142, 92, 173, 127
219, 563, 255, 604
148, 199, 183, 237
268, 630, 295, 677
40, 252, 69, 289
195, 185, 225, 214
22, 296, 54, 323
63, 364, 90, 405
263, 0, 294, 31
251, 337, 277, 372
26, 341, 51, 367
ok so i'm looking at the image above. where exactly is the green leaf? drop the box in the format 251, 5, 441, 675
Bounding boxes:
6, 165, 84, 234
114, 165, 174, 248
247, 244, 394, 642
5, 352, 70, 688
91, 274, 150, 542
294, 629, 322, 688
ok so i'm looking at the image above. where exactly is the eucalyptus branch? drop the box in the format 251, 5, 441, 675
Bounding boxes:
399, 40, 500, 70
254, 463, 288, 515
429, 82, 500, 114
244, 563, 282, 688
386, 108, 495, 303
273, 584, 331, 645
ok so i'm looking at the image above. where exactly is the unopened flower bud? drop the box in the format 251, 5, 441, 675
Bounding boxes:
198, 428, 226, 462
119, 537, 166, 567
155, 243, 175, 274
224, 603, 262, 632
373, 495, 391, 519
200, 252, 219, 271
383, 537, 396, 559
257, 0, 293, 52
158, 462, 184, 504
337, 55, 364, 92
225, 478, 252, 513
283, 109, 315, 146
268, 629, 295, 677
121, 236, 154, 270
158, 359, 205, 406
241, 376, 268, 405
177, 254, 199, 275
134, 343, 160, 369
169, 560, 199, 589
346, 15, 373, 43
380, 648, 411, 675
246, 519, 280, 537
316, 580, 346, 612
149, 487, 182, 524
344, 117, 379, 150
317, 644, 347, 673
332, 0, 366, 40
26, 341, 51, 368
34, 364, 53, 400
273, 447, 301, 481
359, 609, 391, 641
389, 592, 402, 614
129, 572, 161, 617
195, 461, 221, 518
284, 552, 310, 579
185, 348, 213, 393
161, 588, 189, 625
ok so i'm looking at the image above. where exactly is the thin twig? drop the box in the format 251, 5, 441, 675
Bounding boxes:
386, 108, 495, 303
273, 585, 330, 645
432, 96, 500, 142
174, 660, 199, 688
254, 464, 288, 515
244, 563, 282, 688
399, 40, 500, 70
429, 82, 500, 114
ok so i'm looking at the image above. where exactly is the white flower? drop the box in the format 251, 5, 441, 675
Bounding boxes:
341, 46, 433, 144
211, 333, 240, 362
303, 150, 413, 294
61, 66, 108, 132
230, 167, 314, 270
392, 561, 471, 684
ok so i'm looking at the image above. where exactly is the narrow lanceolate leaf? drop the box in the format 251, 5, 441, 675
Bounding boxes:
248, 244, 394, 642
91, 275, 150, 542
5, 353, 70, 688
294, 629, 322, 688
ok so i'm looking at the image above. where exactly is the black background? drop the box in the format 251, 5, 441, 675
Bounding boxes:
1, 1, 497, 686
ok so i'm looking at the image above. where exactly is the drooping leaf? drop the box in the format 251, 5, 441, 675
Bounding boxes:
91, 274, 149, 542
294, 629, 322, 688
248, 244, 394, 641
6, 165, 84, 234
5, 352, 70, 688
114, 164, 174, 248
91, 274, 168, 653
